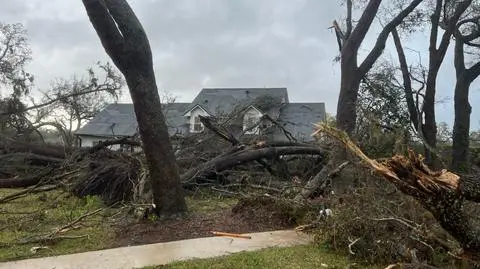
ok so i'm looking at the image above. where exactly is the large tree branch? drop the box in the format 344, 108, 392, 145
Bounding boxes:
1, 85, 118, 116
391, 27, 419, 129
454, 15, 480, 42
358, 0, 424, 77
181, 146, 326, 183
345, 0, 353, 39
454, 35, 466, 75
467, 61, 480, 81
434, 0, 472, 67
429, 0, 443, 53
82, 0, 126, 70
343, 0, 382, 53
103, 0, 148, 49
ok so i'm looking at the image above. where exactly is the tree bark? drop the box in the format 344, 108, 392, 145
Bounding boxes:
451, 77, 471, 172
423, 0, 472, 167
451, 31, 480, 172
82, 0, 187, 216
336, 0, 424, 135
181, 146, 326, 184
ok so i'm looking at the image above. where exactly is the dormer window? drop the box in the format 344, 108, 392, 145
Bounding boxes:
186, 105, 209, 133
243, 106, 263, 135
192, 115, 204, 133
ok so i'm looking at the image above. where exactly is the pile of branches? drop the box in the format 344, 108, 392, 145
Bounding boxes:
0, 137, 146, 205
315, 123, 480, 264
68, 149, 144, 205
0, 116, 328, 206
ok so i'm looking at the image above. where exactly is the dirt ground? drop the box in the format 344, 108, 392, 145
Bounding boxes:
112, 197, 297, 247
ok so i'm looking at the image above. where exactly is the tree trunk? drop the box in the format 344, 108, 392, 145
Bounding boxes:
451, 77, 471, 172
336, 58, 360, 136
296, 0, 423, 203
127, 74, 187, 215
422, 0, 473, 167
181, 146, 326, 185
423, 73, 438, 167
82, 0, 187, 216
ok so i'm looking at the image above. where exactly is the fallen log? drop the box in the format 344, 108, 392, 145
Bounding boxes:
181, 146, 326, 183
0, 169, 54, 188
315, 123, 480, 261
0, 139, 66, 159
0, 153, 63, 166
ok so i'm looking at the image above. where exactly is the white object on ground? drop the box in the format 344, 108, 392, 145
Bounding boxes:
319, 208, 333, 217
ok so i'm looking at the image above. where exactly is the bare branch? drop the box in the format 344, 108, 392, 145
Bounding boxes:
358, 0, 424, 77
392, 27, 419, 130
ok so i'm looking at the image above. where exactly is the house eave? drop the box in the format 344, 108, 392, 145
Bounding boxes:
183, 104, 211, 117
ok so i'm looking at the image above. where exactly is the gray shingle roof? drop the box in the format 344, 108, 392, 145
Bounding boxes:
75, 88, 326, 140
187, 88, 289, 115
277, 103, 326, 140
75, 103, 190, 137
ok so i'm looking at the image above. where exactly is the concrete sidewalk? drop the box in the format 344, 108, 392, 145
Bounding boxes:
0, 230, 312, 269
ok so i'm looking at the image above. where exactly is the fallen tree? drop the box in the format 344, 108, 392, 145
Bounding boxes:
0, 132, 326, 205
315, 123, 480, 261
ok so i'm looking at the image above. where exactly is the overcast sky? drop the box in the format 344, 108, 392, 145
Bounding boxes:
0, 0, 479, 129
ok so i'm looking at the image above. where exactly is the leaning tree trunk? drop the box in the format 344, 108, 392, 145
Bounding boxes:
82, 0, 187, 216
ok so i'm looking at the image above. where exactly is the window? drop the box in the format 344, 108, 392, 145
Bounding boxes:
191, 116, 204, 133
243, 114, 260, 134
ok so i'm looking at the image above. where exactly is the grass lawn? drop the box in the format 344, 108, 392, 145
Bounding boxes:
0, 188, 238, 262
0, 188, 114, 261
147, 244, 383, 269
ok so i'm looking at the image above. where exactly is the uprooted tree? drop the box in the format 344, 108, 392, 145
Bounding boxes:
81, 0, 188, 216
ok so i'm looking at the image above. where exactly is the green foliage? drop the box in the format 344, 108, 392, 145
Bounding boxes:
357, 62, 410, 134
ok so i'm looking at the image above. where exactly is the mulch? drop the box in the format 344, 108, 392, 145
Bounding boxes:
111, 197, 297, 247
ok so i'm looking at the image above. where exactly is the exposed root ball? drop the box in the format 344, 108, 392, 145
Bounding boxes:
69, 150, 144, 205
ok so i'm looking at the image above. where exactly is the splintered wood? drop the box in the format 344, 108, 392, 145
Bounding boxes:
211, 231, 252, 239
312, 123, 460, 194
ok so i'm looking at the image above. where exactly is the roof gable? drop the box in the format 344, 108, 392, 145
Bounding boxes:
187, 87, 289, 115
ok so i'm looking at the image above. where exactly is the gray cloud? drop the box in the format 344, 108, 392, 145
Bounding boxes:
0, 0, 477, 129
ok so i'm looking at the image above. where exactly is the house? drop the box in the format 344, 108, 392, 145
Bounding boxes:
74, 88, 326, 148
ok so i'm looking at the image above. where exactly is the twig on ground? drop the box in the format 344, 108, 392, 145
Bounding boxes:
0, 184, 59, 203
13, 208, 105, 245
348, 237, 360, 254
